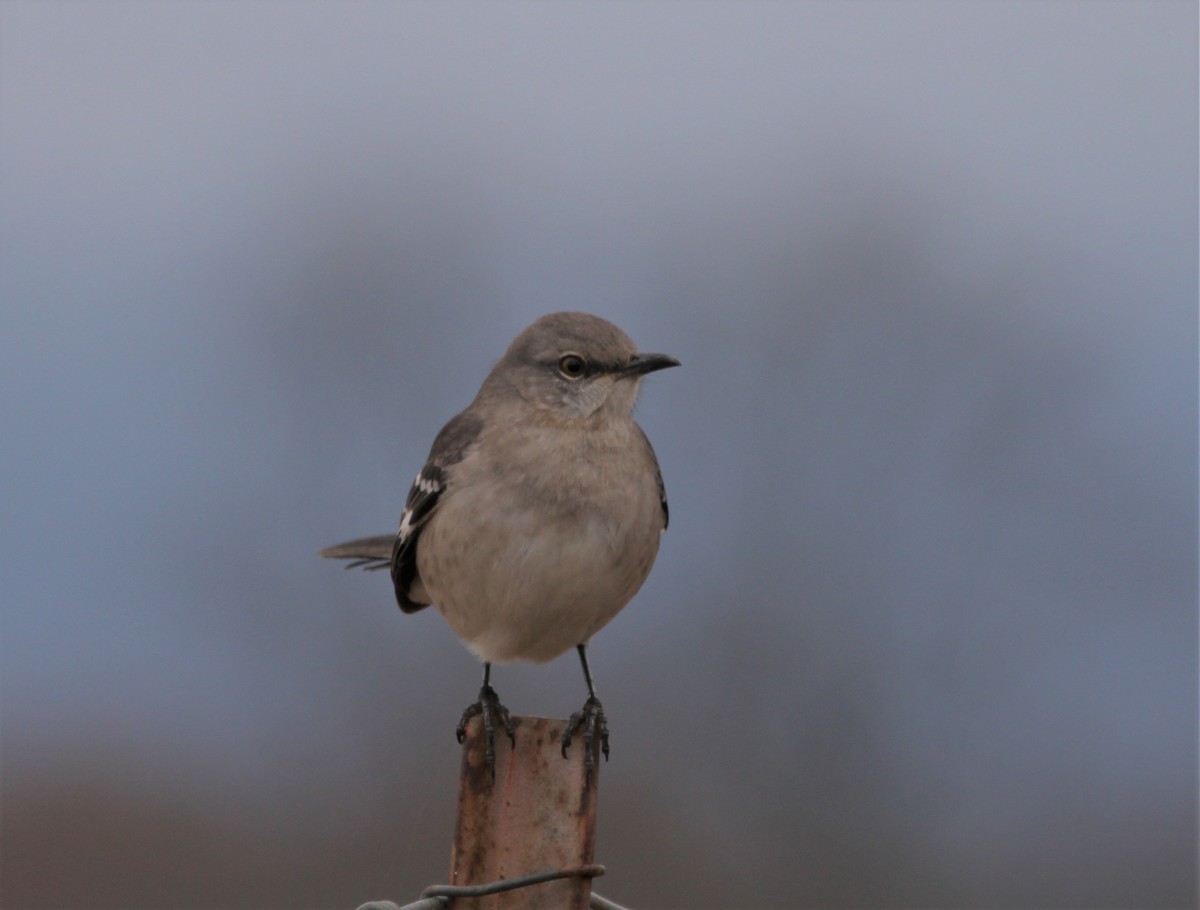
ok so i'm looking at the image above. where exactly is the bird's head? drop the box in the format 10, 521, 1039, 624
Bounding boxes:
489, 312, 679, 421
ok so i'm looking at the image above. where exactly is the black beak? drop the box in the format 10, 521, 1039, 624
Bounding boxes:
614, 352, 681, 379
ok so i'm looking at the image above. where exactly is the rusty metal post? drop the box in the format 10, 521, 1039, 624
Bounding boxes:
449, 715, 600, 909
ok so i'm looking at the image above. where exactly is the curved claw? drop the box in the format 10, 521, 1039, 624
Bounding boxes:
456, 684, 516, 777
561, 695, 610, 772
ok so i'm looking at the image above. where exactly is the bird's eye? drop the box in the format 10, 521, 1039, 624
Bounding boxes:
558, 354, 586, 379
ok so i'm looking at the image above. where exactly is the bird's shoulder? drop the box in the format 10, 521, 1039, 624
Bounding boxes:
403, 409, 485, 516
428, 409, 486, 468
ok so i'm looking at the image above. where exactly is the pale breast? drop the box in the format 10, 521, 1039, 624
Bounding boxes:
417, 421, 664, 663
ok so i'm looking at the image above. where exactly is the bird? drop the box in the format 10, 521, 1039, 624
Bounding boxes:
320, 311, 678, 772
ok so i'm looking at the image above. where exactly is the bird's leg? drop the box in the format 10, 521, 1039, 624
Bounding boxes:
456, 663, 516, 776
561, 644, 610, 772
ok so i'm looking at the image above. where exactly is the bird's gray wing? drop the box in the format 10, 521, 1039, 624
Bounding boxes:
390, 410, 483, 613
634, 422, 669, 530
656, 462, 669, 530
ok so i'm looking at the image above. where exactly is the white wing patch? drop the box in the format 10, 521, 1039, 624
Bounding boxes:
414, 470, 441, 496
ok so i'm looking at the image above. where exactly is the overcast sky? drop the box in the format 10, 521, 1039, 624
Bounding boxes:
2, 3, 1196, 908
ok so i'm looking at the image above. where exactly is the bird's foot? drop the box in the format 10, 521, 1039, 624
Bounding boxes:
456, 683, 517, 776
561, 695, 610, 772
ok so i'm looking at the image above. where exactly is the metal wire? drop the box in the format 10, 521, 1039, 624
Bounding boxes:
356, 862, 632, 910
421, 863, 603, 899
588, 891, 633, 910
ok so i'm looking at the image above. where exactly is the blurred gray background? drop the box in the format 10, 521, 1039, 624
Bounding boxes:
1, 3, 1195, 908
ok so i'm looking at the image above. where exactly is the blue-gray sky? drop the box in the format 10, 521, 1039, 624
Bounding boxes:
2, 3, 1195, 907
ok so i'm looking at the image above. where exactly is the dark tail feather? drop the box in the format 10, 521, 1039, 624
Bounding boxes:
319, 534, 394, 571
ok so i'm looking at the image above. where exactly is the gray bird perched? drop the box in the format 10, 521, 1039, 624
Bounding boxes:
320, 312, 679, 772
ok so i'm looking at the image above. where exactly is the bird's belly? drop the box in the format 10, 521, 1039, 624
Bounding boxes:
417, 484, 661, 664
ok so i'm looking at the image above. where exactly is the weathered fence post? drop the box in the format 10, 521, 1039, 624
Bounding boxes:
448, 715, 601, 909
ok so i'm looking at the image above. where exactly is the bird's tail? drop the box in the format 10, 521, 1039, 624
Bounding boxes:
318, 534, 394, 571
